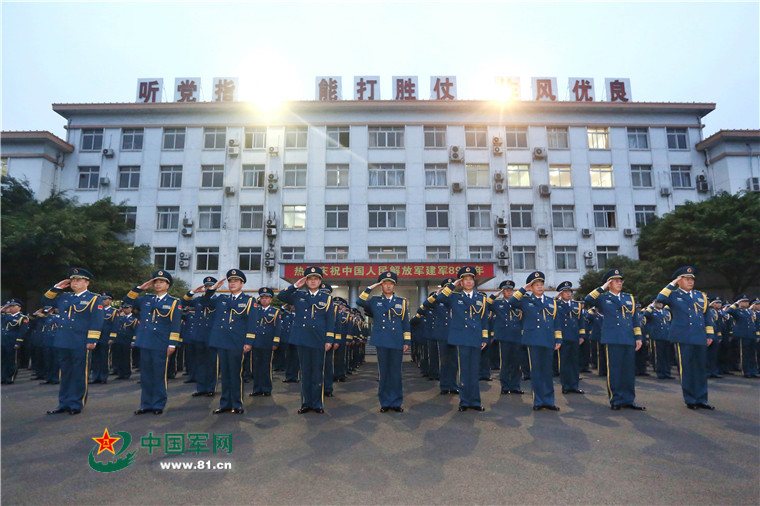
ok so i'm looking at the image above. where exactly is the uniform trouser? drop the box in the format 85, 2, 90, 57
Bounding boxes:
166, 349, 177, 379
479, 343, 492, 379
376, 346, 403, 408
183, 342, 196, 379
706, 339, 720, 375
138, 348, 169, 411
520, 346, 531, 378
112, 342, 132, 378
606, 344, 636, 407
437, 341, 458, 392
498, 341, 522, 391
333, 343, 347, 380
272, 346, 286, 371
740, 338, 759, 376
43, 345, 60, 382
132, 347, 140, 369
596, 342, 608, 376
675, 343, 708, 404
55, 347, 90, 410
31, 344, 45, 377
528, 346, 555, 407
284, 344, 300, 381
559, 341, 580, 390
194, 343, 218, 394
717, 338, 733, 373
579, 338, 591, 369
323, 349, 335, 394
217, 348, 244, 410
242, 350, 253, 380
552, 349, 560, 376
252, 347, 274, 394
90, 342, 109, 382
426, 340, 440, 379
653, 340, 673, 378
1, 346, 18, 383
635, 342, 649, 374
489, 341, 501, 369
298, 345, 326, 410
457, 345, 482, 408
417, 342, 428, 373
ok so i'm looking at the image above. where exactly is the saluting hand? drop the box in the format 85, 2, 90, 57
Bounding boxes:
294, 277, 308, 289
671, 275, 683, 286
452, 278, 462, 288
211, 279, 225, 291
193, 285, 206, 293
368, 282, 382, 291
601, 279, 612, 291
138, 278, 156, 290
54, 279, 71, 290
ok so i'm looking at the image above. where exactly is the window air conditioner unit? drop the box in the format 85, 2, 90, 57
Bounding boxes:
264, 259, 275, 269
537, 227, 549, 237
532, 147, 547, 160
749, 177, 760, 192
496, 217, 507, 226
266, 218, 277, 227
696, 180, 709, 193
181, 227, 193, 237
494, 172, 504, 182
583, 250, 594, 259
660, 187, 672, 196
99, 176, 110, 186
268, 173, 278, 182
102, 148, 115, 157
497, 259, 509, 268
267, 182, 279, 193
449, 145, 463, 162
227, 146, 240, 157
179, 251, 191, 260
178, 259, 190, 269
581, 228, 592, 237
228, 139, 239, 147
585, 258, 595, 267
497, 251, 508, 259
624, 228, 636, 237
492, 136, 503, 146
266, 228, 277, 238
496, 226, 509, 237
493, 145, 503, 156
494, 182, 505, 192
538, 184, 551, 196
268, 146, 279, 155
224, 185, 236, 195
451, 182, 463, 192
183, 217, 194, 227
265, 249, 275, 259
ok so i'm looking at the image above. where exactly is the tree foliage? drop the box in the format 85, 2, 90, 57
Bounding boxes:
576, 256, 668, 304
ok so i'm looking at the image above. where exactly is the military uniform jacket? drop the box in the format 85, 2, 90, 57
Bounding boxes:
29, 316, 45, 347
202, 291, 258, 351
255, 305, 281, 349
277, 285, 335, 350
641, 307, 671, 341
2, 312, 29, 349
584, 288, 642, 346
279, 311, 293, 345
182, 292, 216, 346
655, 285, 714, 345
111, 314, 137, 345
180, 311, 201, 344
430, 284, 489, 348
336, 312, 353, 345
555, 300, 586, 343
42, 314, 60, 347
43, 287, 104, 349
357, 290, 411, 350
486, 296, 523, 343
509, 289, 562, 349
726, 306, 758, 339
124, 288, 182, 351
420, 295, 452, 342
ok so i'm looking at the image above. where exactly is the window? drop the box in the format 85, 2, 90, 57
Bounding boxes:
369, 164, 405, 187
119, 207, 137, 230
635, 205, 657, 228
242, 164, 265, 188
424, 126, 446, 148
201, 165, 224, 188
671, 165, 692, 188
239, 247, 262, 271
198, 206, 222, 230
426, 246, 450, 260
465, 126, 488, 148
510, 204, 533, 229
507, 164, 531, 187
80, 129, 103, 151
325, 205, 349, 229
593, 205, 617, 229
240, 206, 264, 229
163, 128, 185, 150
117, 166, 140, 189
513, 246, 536, 271
369, 126, 404, 148
466, 164, 490, 187
368, 205, 405, 229
667, 128, 689, 150
425, 204, 449, 229
121, 128, 144, 151
285, 127, 308, 148
469, 246, 493, 259
552, 205, 575, 229
590, 165, 614, 188
424, 164, 447, 187
587, 127, 610, 149
326, 164, 349, 187
505, 127, 528, 148
555, 246, 578, 271
281, 247, 306, 260
596, 246, 619, 269
549, 165, 572, 187
203, 127, 226, 150
283, 205, 307, 229
468, 205, 491, 229
368, 246, 407, 260
283, 164, 307, 187
325, 247, 349, 260
631, 164, 653, 188
627, 127, 649, 150
547, 127, 569, 149
196, 247, 219, 271
154, 247, 176, 271
159, 165, 182, 189
327, 126, 350, 148
78, 166, 99, 189
244, 127, 266, 149
156, 206, 179, 230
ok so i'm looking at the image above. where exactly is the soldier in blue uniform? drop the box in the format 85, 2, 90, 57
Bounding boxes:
277, 266, 336, 414
124, 270, 182, 415
202, 270, 258, 414
510, 271, 562, 411
250, 287, 280, 397
183, 276, 219, 397
555, 281, 586, 394
39, 307, 61, 384
357, 271, 411, 412
430, 266, 489, 412
585, 268, 645, 411
642, 300, 674, 379
424, 277, 459, 395
320, 283, 338, 398
706, 297, 724, 378
27, 307, 46, 380
89, 292, 115, 385
42, 268, 104, 415
726, 295, 759, 378
280, 305, 300, 383
420, 295, 440, 382
486, 280, 524, 395
110, 303, 136, 380
2, 299, 29, 385
332, 298, 351, 383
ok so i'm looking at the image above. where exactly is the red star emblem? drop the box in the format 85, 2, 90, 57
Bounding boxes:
92, 428, 120, 455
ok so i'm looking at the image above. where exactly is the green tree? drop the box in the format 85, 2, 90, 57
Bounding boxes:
576, 256, 667, 304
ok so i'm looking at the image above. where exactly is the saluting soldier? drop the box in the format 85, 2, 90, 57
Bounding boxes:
39, 307, 61, 385
280, 305, 300, 383
89, 292, 116, 385
42, 268, 104, 415
585, 268, 645, 411
332, 297, 351, 383
320, 283, 339, 398
2, 299, 29, 385
419, 295, 440, 382
706, 297, 724, 378
357, 271, 411, 412
555, 281, 586, 394
486, 280, 524, 395
277, 266, 336, 414
183, 276, 219, 397
642, 300, 674, 379
424, 277, 459, 395
250, 287, 280, 397
124, 270, 182, 415
110, 303, 137, 380
726, 295, 759, 378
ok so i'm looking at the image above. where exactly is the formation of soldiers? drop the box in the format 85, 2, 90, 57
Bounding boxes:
1, 264, 759, 416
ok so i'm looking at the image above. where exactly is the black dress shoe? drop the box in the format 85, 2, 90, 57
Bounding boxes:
313, 408, 325, 414
563, 389, 585, 394
213, 408, 230, 414
230, 408, 244, 414
249, 392, 262, 397
665, 375, 676, 379
69, 409, 81, 415
709, 374, 723, 379
153, 410, 163, 415
625, 404, 646, 410
183, 379, 196, 383
637, 372, 651, 377
522, 376, 531, 381
501, 390, 509, 395
479, 378, 492, 381
391, 407, 404, 413
325, 392, 334, 397
697, 403, 715, 410
449, 390, 459, 395
46, 407, 69, 415
262, 392, 271, 396
380, 407, 389, 413
686, 403, 699, 410
458, 406, 468, 412
440, 391, 449, 395
610, 405, 622, 411
134, 409, 149, 415
471, 406, 486, 412
39, 380, 53, 385
192, 391, 207, 397
297, 407, 311, 414
512, 389, 525, 394
580, 368, 592, 373
282, 379, 299, 383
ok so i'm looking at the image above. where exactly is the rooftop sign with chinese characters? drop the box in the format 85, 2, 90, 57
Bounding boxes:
281, 262, 496, 282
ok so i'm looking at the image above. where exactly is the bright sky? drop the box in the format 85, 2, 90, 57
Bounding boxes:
2, 1, 758, 139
